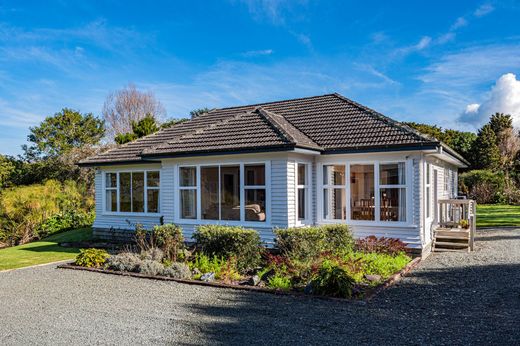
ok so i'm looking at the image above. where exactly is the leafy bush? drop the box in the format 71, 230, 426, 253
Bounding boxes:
189, 253, 241, 281
193, 225, 262, 272
275, 224, 354, 261
152, 224, 184, 262
355, 236, 407, 256
141, 248, 164, 262
459, 169, 506, 204
346, 252, 410, 279
309, 260, 355, 298
39, 210, 94, 236
138, 260, 164, 276
268, 274, 292, 290
107, 252, 142, 272
75, 248, 110, 268
163, 262, 191, 279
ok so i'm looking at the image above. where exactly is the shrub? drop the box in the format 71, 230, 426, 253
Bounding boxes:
163, 262, 191, 279
459, 169, 505, 204
267, 274, 292, 290
152, 224, 184, 262
189, 253, 225, 278
75, 248, 110, 268
107, 252, 142, 272
141, 248, 164, 262
138, 260, 164, 276
355, 236, 407, 256
275, 224, 353, 261
347, 252, 411, 279
309, 260, 355, 298
193, 225, 262, 272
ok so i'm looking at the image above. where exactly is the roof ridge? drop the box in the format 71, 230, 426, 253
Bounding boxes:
332, 93, 438, 144
215, 93, 336, 112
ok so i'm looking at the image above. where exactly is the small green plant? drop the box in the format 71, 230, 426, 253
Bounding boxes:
309, 260, 355, 298
347, 252, 410, 279
75, 248, 110, 268
268, 274, 292, 290
193, 225, 262, 272
189, 253, 225, 279
459, 219, 470, 229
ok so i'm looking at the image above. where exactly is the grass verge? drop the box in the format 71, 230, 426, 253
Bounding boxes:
477, 204, 520, 228
0, 227, 92, 271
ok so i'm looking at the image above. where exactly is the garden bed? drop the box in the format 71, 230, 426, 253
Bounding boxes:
57, 256, 421, 301
66, 224, 417, 300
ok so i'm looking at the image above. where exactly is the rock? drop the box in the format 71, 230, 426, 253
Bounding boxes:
248, 275, 261, 286
260, 268, 275, 282
304, 282, 314, 295
364, 274, 382, 282
200, 272, 215, 282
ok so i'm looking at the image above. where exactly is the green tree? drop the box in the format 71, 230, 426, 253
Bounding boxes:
443, 130, 477, 161
488, 113, 513, 139
132, 114, 159, 137
471, 124, 501, 170
161, 117, 189, 129
190, 107, 210, 119
25, 108, 105, 158
0, 155, 15, 188
403, 122, 444, 141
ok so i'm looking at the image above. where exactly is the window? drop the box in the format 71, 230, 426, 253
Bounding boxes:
244, 165, 266, 222
179, 164, 266, 223
379, 163, 406, 222
105, 171, 160, 213
179, 167, 197, 219
297, 163, 308, 220
426, 164, 431, 218
323, 165, 346, 220
320, 162, 408, 223
444, 168, 449, 192
350, 164, 375, 221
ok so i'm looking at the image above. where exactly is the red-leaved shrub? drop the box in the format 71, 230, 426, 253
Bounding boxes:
355, 236, 407, 256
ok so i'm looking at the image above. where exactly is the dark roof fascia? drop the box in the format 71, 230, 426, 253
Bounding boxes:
321, 142, 440, 155
140, 144, 297, 159
77, 159, 162, 168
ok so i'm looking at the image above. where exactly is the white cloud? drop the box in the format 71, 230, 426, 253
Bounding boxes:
474, 3, 494, 17
459, 73, 520, 128
237, 0, 308, 25
450, 17, 468, 30
241, 49, 273, 57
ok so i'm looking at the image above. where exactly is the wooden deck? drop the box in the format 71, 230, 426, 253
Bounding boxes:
433, 199, 476, 252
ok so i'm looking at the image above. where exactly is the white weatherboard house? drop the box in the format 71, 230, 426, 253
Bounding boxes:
80, 93, 468, 256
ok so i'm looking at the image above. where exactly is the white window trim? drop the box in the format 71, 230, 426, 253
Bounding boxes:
317, 159, 413, 227
425, 163, 432, 221
295, 161, 312, 226
102, 169, 162, 216
175, 161, 271, 227
178, 166, 198, 220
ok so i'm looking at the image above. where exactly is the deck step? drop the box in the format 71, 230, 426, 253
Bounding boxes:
435, 234, 470, 240
433, 247, 469, 253
434, 241, 469, 248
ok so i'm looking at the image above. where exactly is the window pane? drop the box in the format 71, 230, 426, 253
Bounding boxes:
323, 188, 345, 220
147, 189, 159, 213
298, 188, 306, 220
132, 172, 144, 213
106, 189, 117, 212
350, 164, 375, 221
180, 190, 197, 219
245, 165, 265, 186
147, 171, 160, 187
426, 187, 431, 218
106, 173, 117, 188
201, 167, 219, 220
221, 166, 240, 221
380, 163, 405, 185
298, 164, 306, 185
323, 165, 345, 185
381, 188, 406, 222
180, 167, 196, 187
119, 173, 131, 212
245, 189, 266, 222
426, 164, 430, 184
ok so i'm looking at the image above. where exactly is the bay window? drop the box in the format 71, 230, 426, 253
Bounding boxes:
104, 171, 160, 213
179, 163, 266, 223
321, 162, 407, 223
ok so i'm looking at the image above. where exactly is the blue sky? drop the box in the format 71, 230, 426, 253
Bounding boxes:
1, 0, 519, 155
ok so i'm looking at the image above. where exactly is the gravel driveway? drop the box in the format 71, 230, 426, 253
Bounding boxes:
1, 229, 519, 345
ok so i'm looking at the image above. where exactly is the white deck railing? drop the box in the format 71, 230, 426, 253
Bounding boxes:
438, 199, 477, 251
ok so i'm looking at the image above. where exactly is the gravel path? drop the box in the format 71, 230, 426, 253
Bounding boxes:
1, 229, 519, 345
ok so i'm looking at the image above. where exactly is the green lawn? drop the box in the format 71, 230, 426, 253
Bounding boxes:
477, 204, 520, 228
0, 227, 92, 271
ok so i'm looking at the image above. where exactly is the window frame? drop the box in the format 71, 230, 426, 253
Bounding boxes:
175, 161, 271, 226
295, 162, 311, 225
425, 163, 432, 220
179, 166, 198, 219
102, 168, 161, 216
318, 160, 412, 226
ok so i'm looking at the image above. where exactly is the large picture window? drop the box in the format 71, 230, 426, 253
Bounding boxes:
105, 171, 160, 213
179, 163, 266, 223
321, 162, 407, 223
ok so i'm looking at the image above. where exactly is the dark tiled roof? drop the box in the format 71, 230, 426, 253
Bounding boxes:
80, 93, 440, 165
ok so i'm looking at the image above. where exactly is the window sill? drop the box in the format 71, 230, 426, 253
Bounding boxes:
317, 219, 417, 228
101, 212, 162, 217
174, 219, 271, 228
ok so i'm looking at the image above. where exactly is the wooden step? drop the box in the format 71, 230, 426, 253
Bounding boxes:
434, 241, 469, 248
435, 229, 469, 236
433, 247, 469, 253
435, 235, 470, 240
